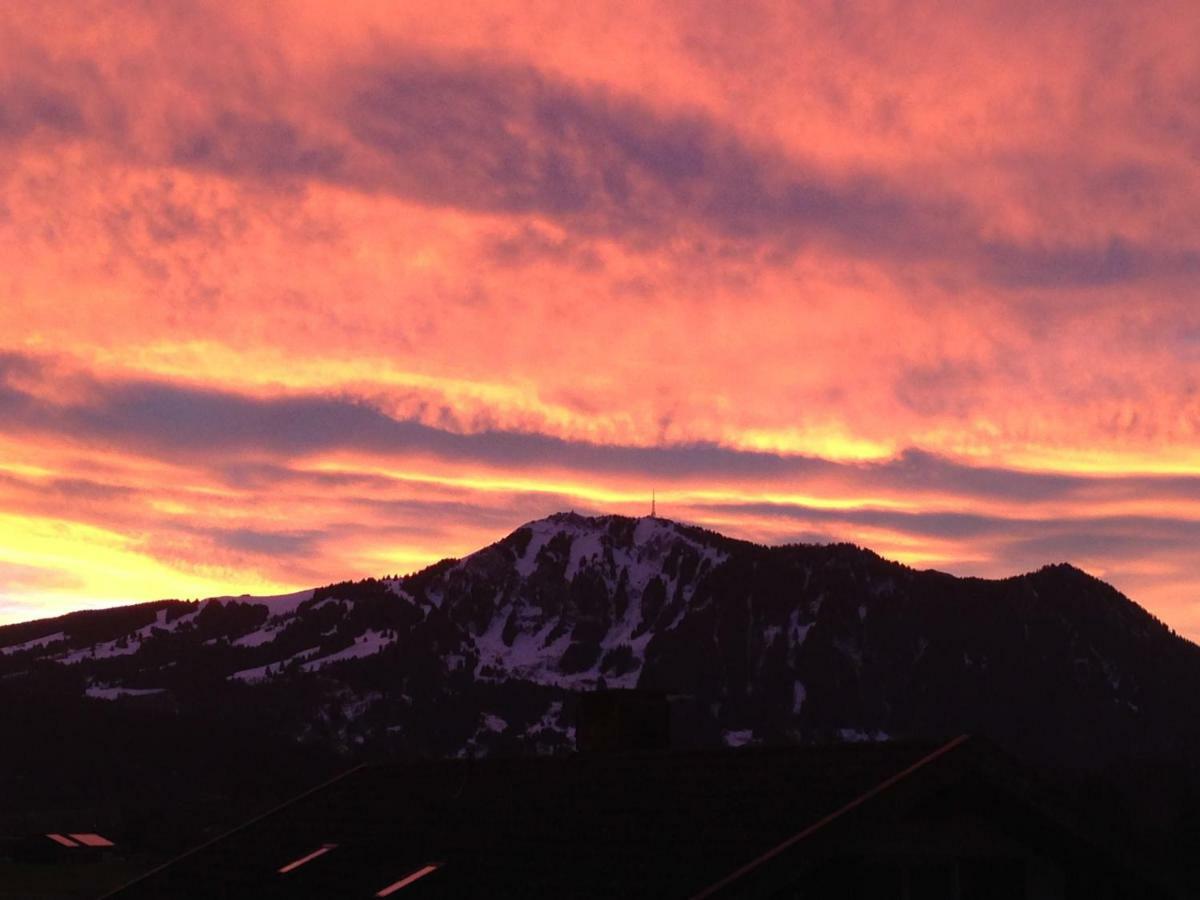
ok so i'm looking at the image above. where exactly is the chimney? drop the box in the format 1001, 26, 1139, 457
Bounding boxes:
576, 689, 671, 753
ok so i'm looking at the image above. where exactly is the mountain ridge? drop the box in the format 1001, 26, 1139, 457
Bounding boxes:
2, 511, 1196, 772
0, 512, 1154, 641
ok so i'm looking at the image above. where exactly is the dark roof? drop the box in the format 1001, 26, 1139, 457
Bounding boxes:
103, 738, 966, 899
103, 735, 1179, 899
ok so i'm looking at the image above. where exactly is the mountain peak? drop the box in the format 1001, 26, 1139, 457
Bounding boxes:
514, 510, 741, 552
528, 510, 682, 533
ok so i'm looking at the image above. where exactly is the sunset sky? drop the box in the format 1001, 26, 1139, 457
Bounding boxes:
3, 2, 1200, 635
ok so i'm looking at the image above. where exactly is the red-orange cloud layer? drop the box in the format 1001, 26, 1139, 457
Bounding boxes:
3, 2, 1200, 635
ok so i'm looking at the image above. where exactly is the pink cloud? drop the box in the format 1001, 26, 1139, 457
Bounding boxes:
2, 2, 1200, 634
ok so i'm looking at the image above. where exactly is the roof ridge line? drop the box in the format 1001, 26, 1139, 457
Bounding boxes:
687, 734, 972, 900
96, 762, 368, 899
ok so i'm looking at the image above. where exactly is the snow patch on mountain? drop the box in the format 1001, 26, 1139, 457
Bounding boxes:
513, 520, 555, 577
793, 681, 807, 714
301, 629, 394, 671
723, 729, 756, 747
86, 685, 166, 701
232, 624, 283, 648
838, 728, 891, 743
1, 630, 66, 655
524, 700, 572, 744
787, 609, 814, 654
229, 646, 322, 683
57, 638, 143, 665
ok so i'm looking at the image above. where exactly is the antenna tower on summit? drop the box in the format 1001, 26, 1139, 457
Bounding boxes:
651, 490, 656, 518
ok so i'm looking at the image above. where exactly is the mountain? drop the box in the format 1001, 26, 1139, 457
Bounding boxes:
3, 511, 1199, 774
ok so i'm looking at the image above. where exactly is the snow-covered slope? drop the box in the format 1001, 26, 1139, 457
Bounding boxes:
461, 514, 731, 689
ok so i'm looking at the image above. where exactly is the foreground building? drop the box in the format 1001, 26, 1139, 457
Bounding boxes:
101, 730, 1176, 899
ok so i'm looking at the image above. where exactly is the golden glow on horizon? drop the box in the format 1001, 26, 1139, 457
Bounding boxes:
0, 513, 297, 618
